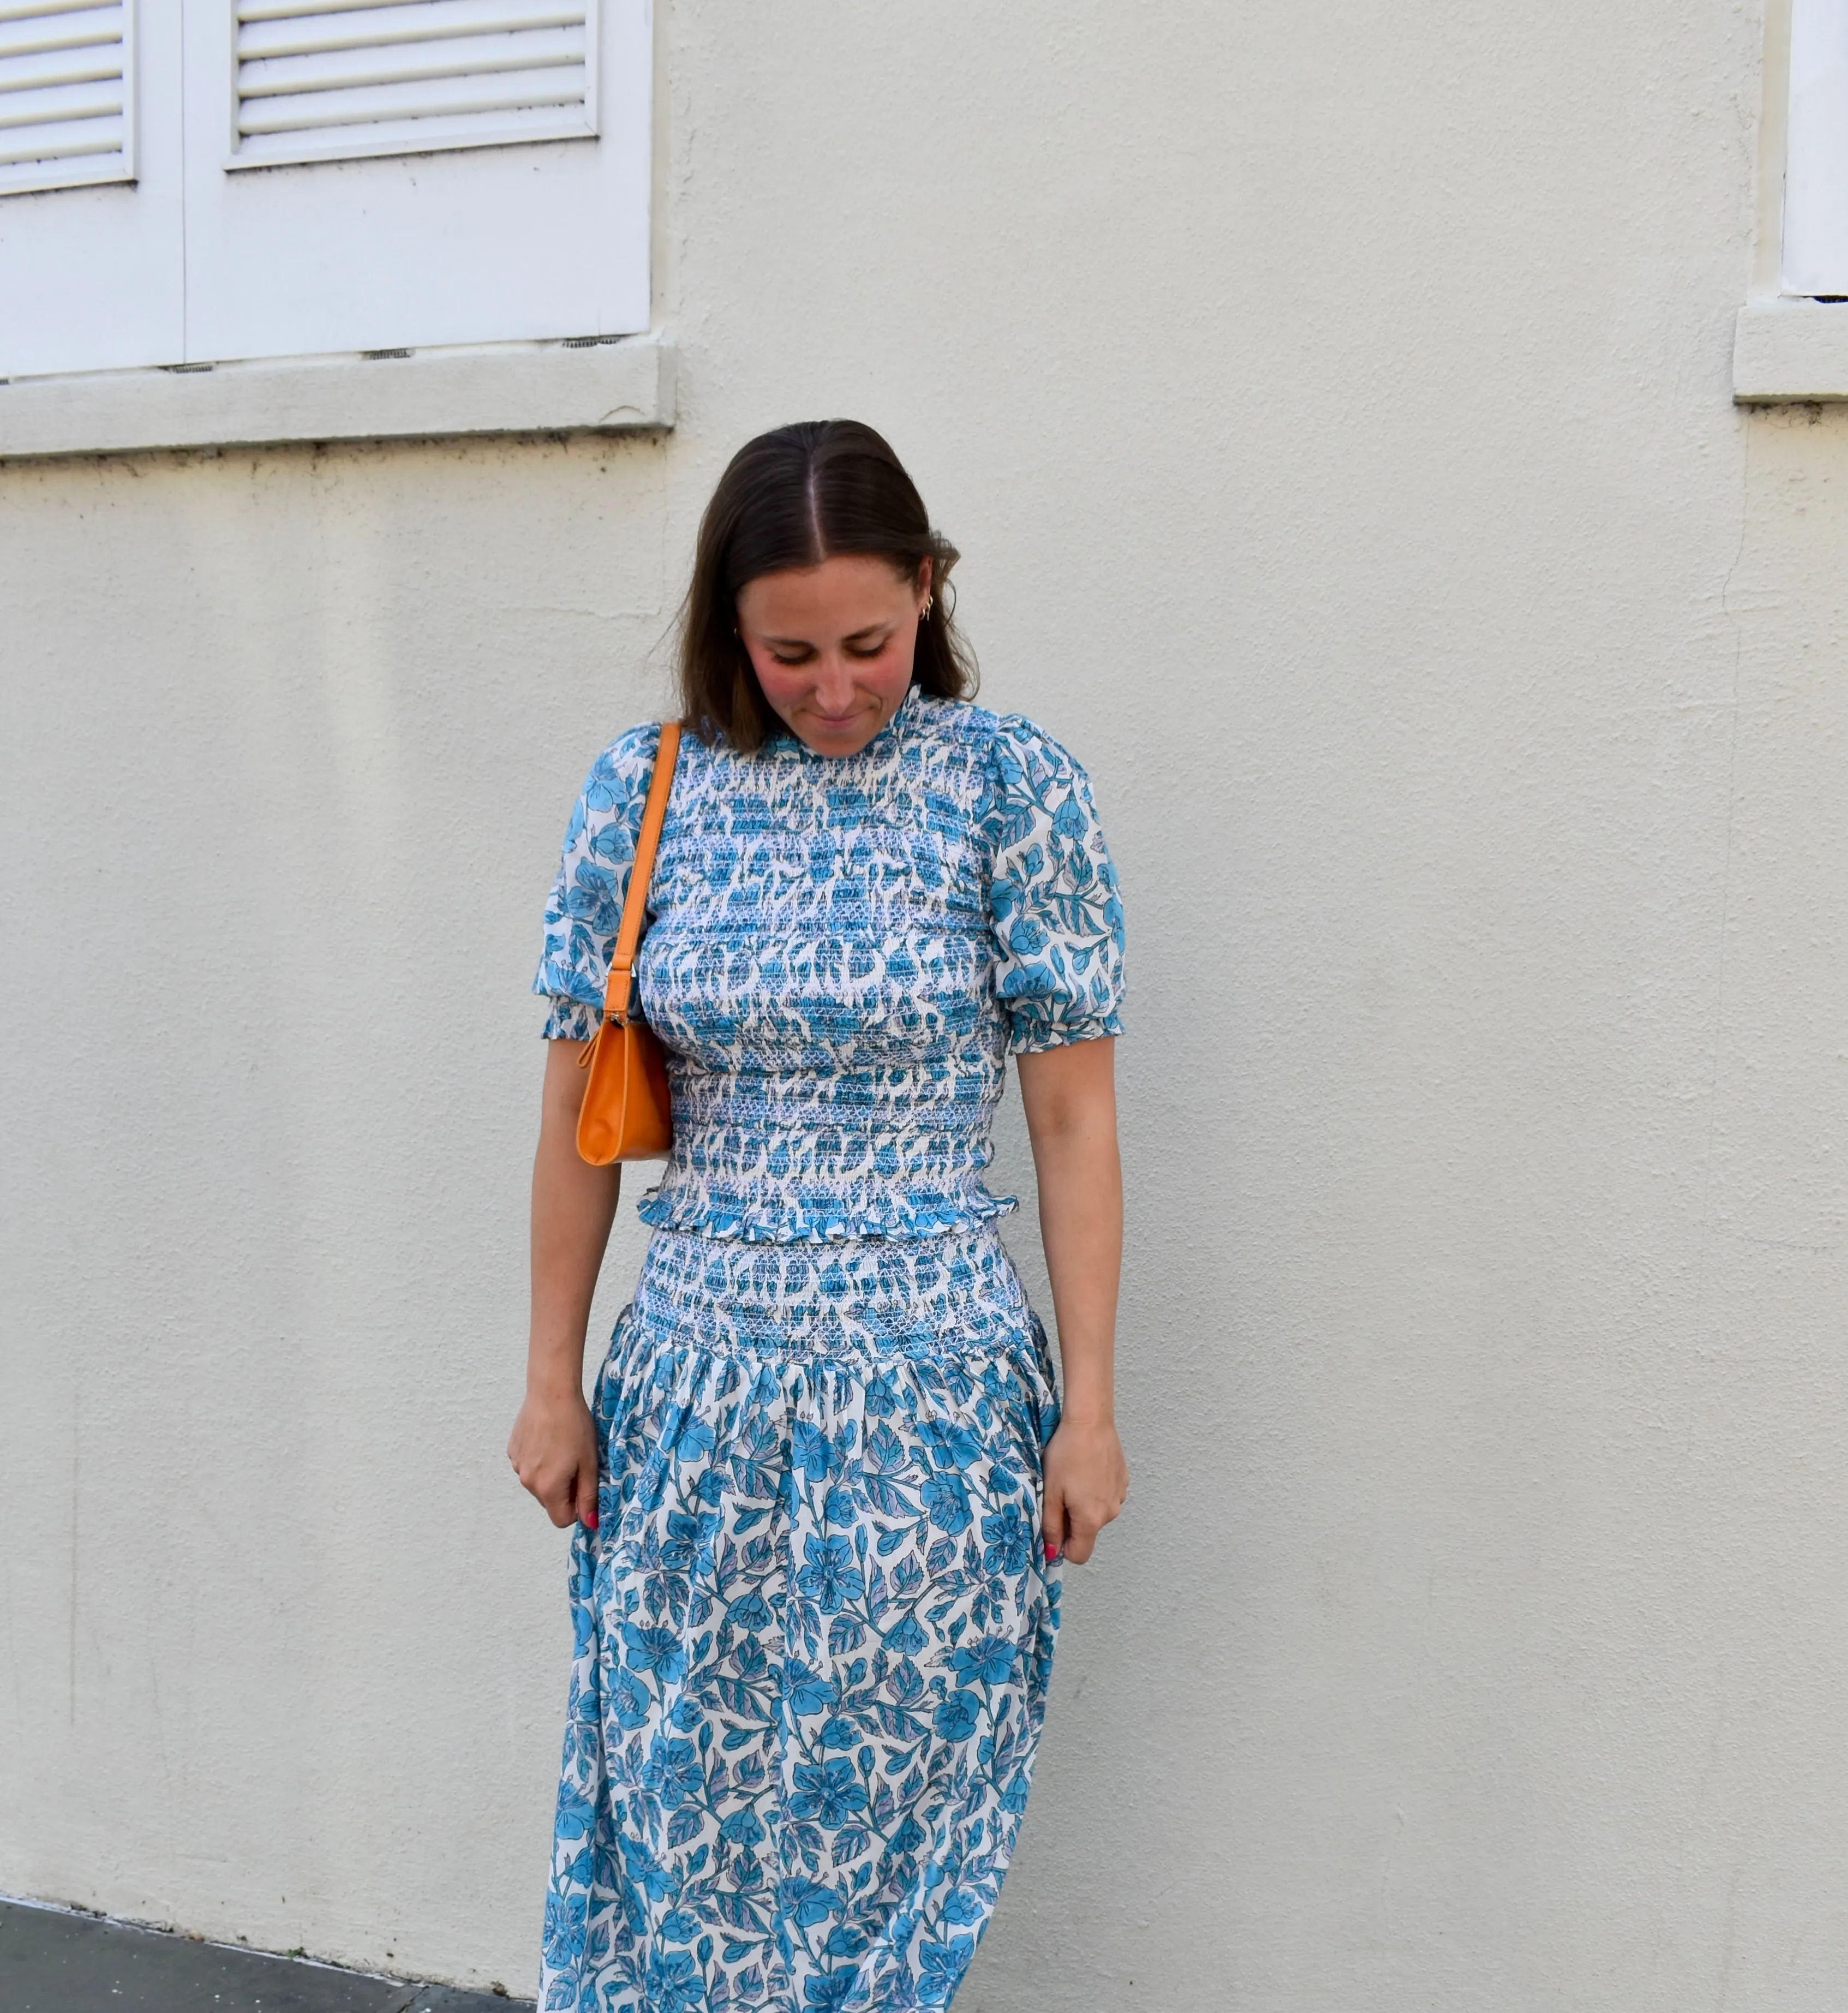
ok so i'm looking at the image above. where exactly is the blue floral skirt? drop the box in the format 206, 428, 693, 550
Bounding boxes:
538, 1225, 1063, 2013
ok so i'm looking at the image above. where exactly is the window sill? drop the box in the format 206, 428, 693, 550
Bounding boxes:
0, 334, 675, 461
1733, 300, 1848, 403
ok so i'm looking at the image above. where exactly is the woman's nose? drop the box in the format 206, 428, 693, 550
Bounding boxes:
810, 655, 857, 709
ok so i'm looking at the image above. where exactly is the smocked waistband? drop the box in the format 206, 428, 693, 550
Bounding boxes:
628, 1222, 1037, 1364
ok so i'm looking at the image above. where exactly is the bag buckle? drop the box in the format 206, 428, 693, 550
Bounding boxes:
609, 970, 643, 1028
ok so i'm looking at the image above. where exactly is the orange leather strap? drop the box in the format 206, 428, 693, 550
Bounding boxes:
602, 720, 683, 1029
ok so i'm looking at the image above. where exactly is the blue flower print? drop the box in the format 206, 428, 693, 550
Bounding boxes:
790, 1759, 870, 1827
883, 1614, 928, 1654
918, 1419, 982, 1471
778, 1877, 842, 1930
644, 1736, 704, 1809
784, 1664, 838, 1718
619, 1837, 675, 1904
934, 1691, 981, 1740
673, 1415, 716, 1462
792, 1420, 836, 1481
541, 1886, 586, 1969
645, 1948, 705, 2013
719, 1807, 765, 1847
950, 1636, 1019, 1687
917, 1937, 975, 2006
982, 1506, 1033, 1576
565, 860, 619, 933
796, 1535, 864, 1614
1050, 792, 1090, 845
729, 1591, 773, 1633
622, 1624, 687, 1684
804, 1972, 859, 2010
920, 1472, 972, 1534
612, 1666, 651, 1730
663, 1508, 719, 1570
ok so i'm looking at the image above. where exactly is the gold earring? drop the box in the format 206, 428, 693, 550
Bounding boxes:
920, 595, 934, 620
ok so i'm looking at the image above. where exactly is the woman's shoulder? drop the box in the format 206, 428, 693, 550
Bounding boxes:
577, 719, 666, 809
913, 694, 1091, 780
917, 702, 1098, 823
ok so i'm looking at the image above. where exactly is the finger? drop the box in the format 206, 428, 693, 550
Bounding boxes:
575, 1455, 600, 1533
1042, 1484, 1066, 1563
1064, 1515, 1100, 1565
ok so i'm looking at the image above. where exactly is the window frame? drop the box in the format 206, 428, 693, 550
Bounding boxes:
1734, 0, 1848, 403
0, 0, 659, 438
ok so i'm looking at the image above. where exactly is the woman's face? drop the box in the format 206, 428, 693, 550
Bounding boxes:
737, 553, 931, 758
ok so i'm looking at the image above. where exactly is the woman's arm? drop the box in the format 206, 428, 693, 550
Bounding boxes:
507, 1038, 621, 1528
1016, 1035, 1128, 1564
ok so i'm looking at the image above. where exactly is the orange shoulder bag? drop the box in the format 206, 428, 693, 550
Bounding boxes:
575, 721, 682, 1165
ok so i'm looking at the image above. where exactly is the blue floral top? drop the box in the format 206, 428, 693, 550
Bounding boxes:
534, 690, 1125, 1243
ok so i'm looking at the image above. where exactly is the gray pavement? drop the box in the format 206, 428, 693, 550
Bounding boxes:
0, 1902, 533, 2013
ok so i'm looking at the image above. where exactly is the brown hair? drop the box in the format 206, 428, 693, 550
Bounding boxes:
677, 420, 977, 752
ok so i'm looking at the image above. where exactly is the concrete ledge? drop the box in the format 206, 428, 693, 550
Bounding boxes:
0, 336, 675, 459
1733, 300, 1848, 403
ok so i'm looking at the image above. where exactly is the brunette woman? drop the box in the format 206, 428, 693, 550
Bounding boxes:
510, 420, 1127, 2012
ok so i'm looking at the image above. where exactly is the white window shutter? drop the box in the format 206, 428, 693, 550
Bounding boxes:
1, 0, 644, 379
179, 0, 649, 361
1786, 0, 1848, 296
0, 0, 136, 194
0, 0, 182, 380
230, 0, 597, 170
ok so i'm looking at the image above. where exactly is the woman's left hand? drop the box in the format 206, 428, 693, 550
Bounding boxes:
1042, 1414, 1128, 1564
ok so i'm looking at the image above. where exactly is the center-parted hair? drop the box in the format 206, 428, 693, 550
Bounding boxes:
677, 420, 978, 752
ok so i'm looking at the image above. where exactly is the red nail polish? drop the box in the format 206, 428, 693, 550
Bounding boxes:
1043, 1540, 1058, 1562
585, 1510, 599, 1532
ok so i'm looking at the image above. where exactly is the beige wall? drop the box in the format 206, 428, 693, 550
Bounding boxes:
6, 3, 1848, 2006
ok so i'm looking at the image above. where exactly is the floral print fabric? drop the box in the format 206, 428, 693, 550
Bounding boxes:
533, 693, 1126, 2012
533, 692, 1126, 1243
546, 1229, 1060, 2013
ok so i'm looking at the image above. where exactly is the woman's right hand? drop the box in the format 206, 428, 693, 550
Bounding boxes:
507, 1384, 601, 1530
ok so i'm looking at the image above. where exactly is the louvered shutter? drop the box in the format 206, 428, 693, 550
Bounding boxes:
180, 0, 648, 360
1786, 0, 1848, 295
1, 0, 645, 378
0, 0, 135, 194
230, 0, 596, 168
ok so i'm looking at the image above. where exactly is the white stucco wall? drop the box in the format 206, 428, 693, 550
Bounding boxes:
5, 3, 1847, 2006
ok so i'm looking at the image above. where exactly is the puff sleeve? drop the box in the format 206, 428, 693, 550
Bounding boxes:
531, 724, 662, 1041
982, 715, 1126, 1052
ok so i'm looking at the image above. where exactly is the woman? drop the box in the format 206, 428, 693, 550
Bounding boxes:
509, 421, 1127, 2013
